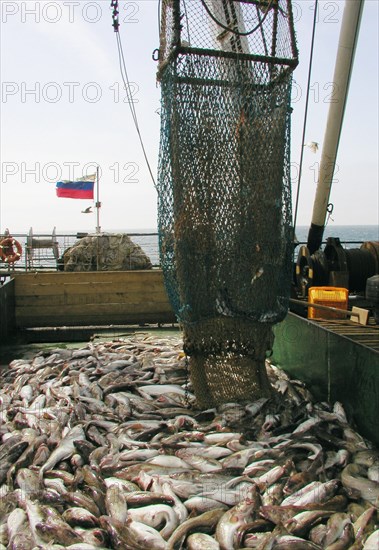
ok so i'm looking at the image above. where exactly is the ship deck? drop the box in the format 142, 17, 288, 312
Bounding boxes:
315, 317, 379, 352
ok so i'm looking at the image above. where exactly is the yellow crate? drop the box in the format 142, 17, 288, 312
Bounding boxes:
308, 286, 349, 320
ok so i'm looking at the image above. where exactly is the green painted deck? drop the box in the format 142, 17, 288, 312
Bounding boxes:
272, 312, 379, 446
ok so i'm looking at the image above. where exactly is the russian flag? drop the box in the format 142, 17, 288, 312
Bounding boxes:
56, 176, 95, 199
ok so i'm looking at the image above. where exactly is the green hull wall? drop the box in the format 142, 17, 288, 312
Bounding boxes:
272, 312, 379, 447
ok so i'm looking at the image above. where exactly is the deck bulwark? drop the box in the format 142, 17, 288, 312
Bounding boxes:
12, 270, 176, 327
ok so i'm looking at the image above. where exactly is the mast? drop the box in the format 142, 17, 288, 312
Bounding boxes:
95, 166, 101, 234
307, 0, 365, 254
203, 0, 251, 54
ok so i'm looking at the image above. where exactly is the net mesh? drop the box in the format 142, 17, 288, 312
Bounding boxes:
157, 0, 298, 406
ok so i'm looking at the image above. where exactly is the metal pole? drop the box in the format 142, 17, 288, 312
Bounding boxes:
307, 0, 365, 254
96, 166, 101, 234
289, 298, 356, 319
95, 166, 100, 271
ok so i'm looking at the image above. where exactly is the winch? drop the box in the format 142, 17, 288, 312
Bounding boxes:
296, 238, 379, 296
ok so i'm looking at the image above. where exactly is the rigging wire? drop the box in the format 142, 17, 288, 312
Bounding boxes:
158, 0, 161, 37
292, 0, 319, 240
182, 0, 192, 46
199, 0, 273, 36
111, 1, 157, 190
255, 4, 269, 58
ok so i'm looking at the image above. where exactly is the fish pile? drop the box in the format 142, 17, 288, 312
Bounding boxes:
0, 334, 378, 550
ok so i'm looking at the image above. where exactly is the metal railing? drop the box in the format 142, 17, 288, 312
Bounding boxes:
0, 232, 160, 273
0, 230, 373, 274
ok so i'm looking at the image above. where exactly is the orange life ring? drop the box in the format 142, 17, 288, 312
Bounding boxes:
0, 237, 22, 263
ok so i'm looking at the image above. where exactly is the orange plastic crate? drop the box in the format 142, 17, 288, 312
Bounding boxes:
308, 286, 349, 320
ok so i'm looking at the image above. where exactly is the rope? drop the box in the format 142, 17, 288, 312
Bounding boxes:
111, 1, 157, 190
256, 4, 269, 58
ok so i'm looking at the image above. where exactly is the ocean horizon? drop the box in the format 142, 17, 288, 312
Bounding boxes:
10, 224, 377, 239
4, 225, 378, 268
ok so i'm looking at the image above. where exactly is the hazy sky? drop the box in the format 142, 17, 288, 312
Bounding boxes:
0, 0, 378, 234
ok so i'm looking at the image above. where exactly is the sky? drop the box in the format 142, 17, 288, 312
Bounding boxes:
0, 0, 378, 234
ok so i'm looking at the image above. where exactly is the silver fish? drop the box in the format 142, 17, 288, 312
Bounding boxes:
62, 507, 99, 528
105, 485, 128, 523
281, 480, 339, 507
261, 481, 286, 506
187, 533, 221, 549
61, 538, 108, 549
324, 522, 355, 550
271, 534, 324, 549
72, 527, 109, 547
3, 334, 379, 550
15, 467, 41, 498
174, 449, 223, 473
341, 463, 379, 505
242, 458, 276, 477
125, 491, 175, 507
138, 384, 190, 398
160, 481, 189, 524
363, 529, 379, 549
147, 455, 192, 469
215, 498, 257, 550
367, 464, 379, 482
354, 450, 379, 468
167, 508, 225, 550
127, 503, 179, 539
24, 498, 48, 547
39, 425, 86, 478
245, 398, 269, 417
221, 448, 259, 470
251, 461, 293, 491
184, 496, 229, 514
309, 523, 328, 547
101, 515, 167, 550
323, 512, 351, 547
103, 477, 140, 492
61, 490, 102, 517
352, 506, 377, 540
6, 507, 28, 546
284, 510, 332, 537
203, 432, 243, 446
43, 476, 68, 494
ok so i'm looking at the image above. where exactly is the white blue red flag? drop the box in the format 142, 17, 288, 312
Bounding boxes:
56, 174, 96, 199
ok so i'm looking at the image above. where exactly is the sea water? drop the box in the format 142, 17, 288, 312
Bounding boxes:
126, 225, 379, 266
6, 225, 379, 269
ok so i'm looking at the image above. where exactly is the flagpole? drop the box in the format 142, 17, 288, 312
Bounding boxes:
95, 166, 101, 234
